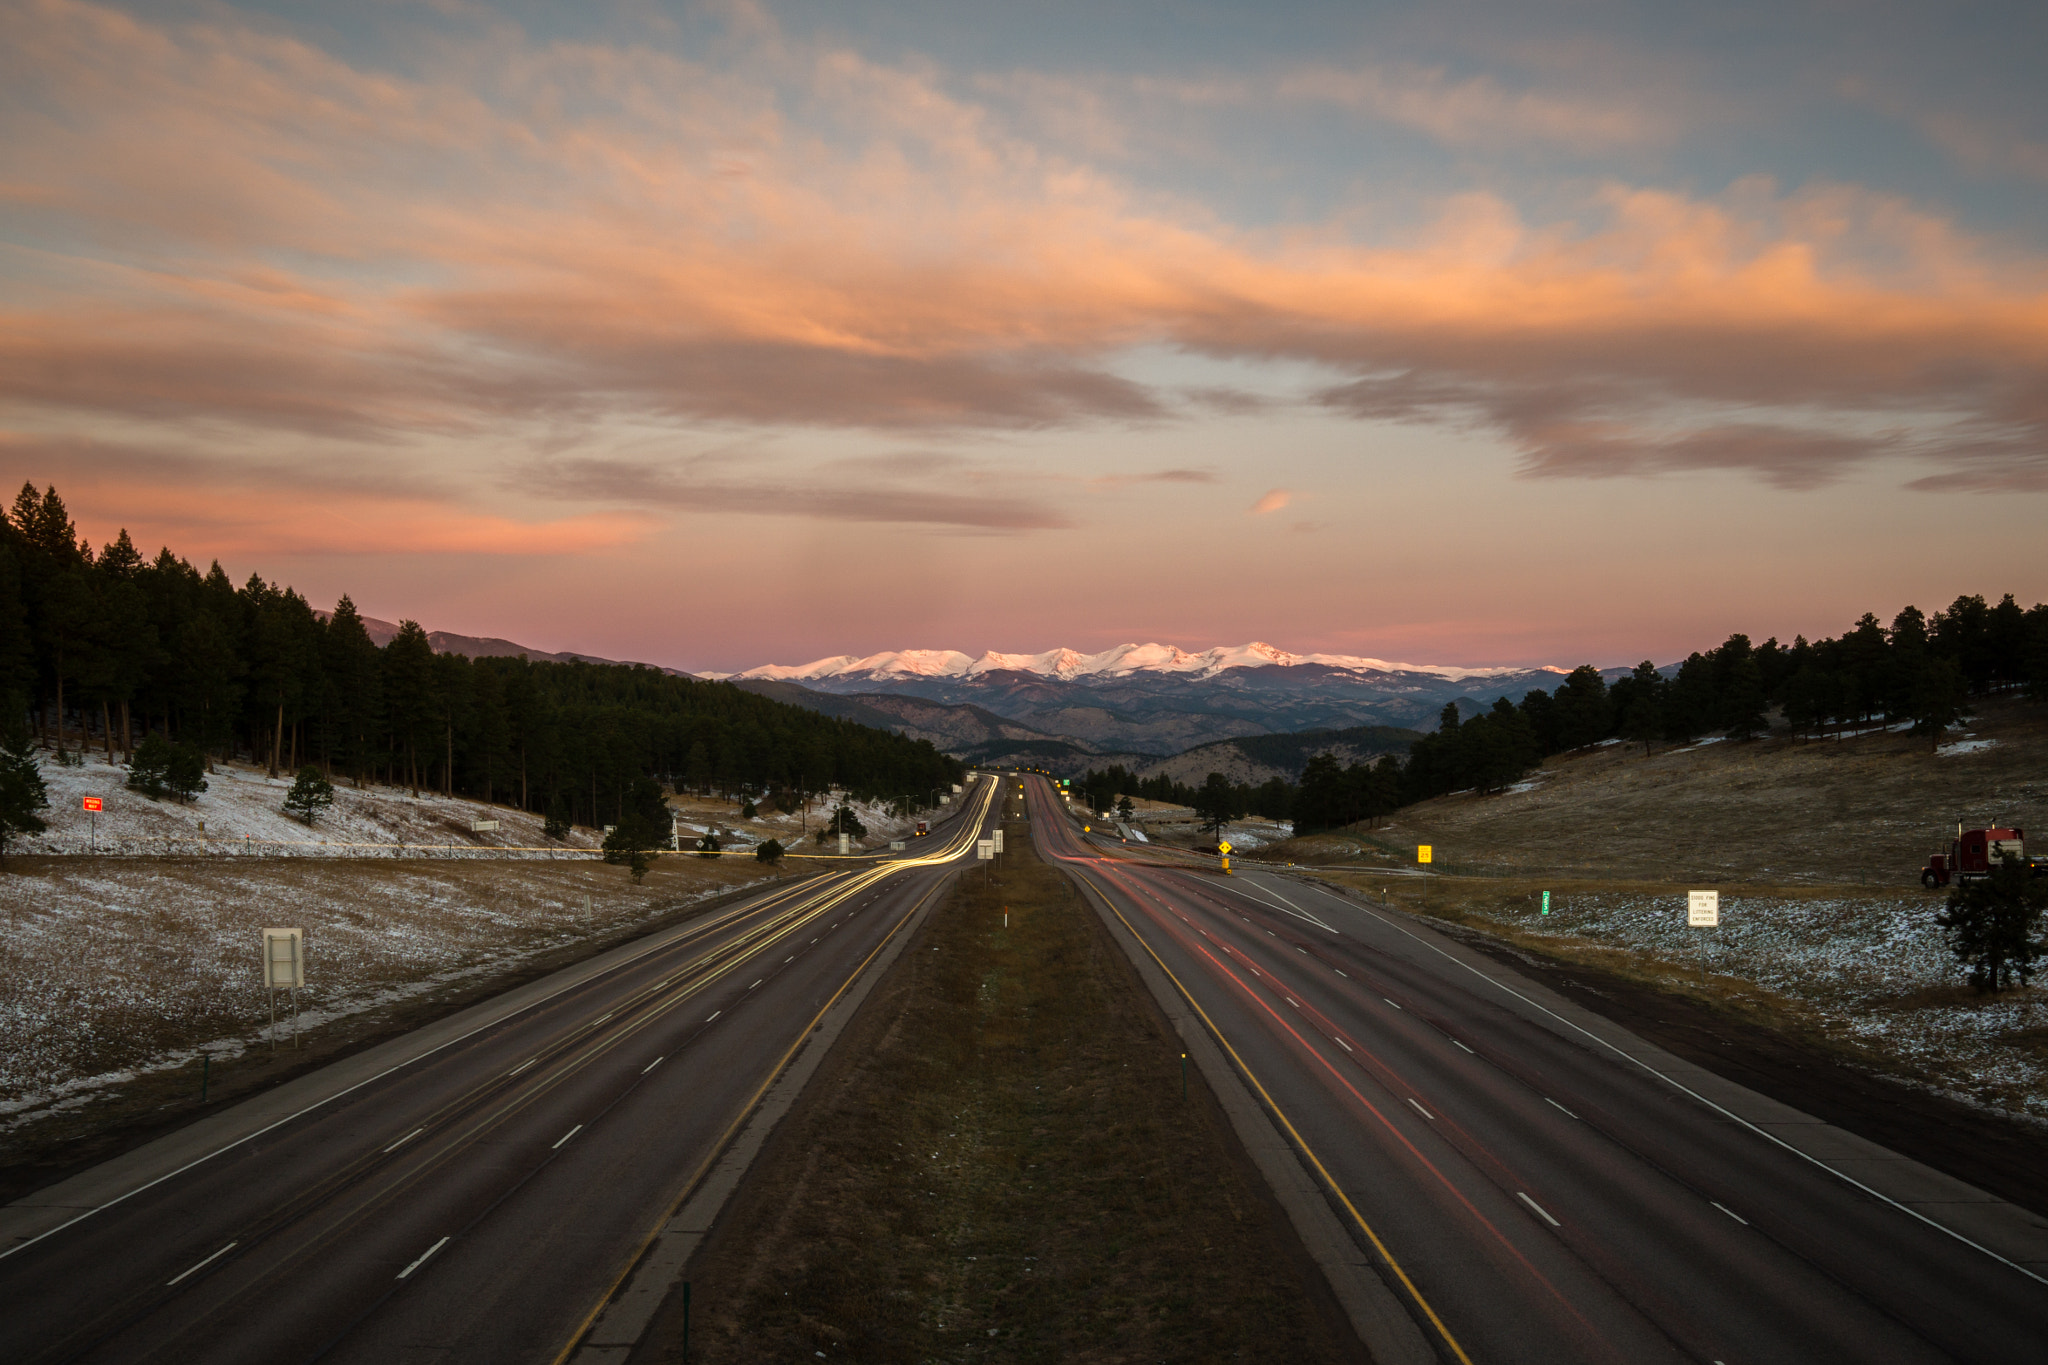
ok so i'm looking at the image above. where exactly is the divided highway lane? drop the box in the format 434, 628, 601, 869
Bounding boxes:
1026, 776, 2048, 1364
0, 777, 999, 1365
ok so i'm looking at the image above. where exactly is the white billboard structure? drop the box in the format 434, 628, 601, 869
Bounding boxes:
262, 928, 304, 1051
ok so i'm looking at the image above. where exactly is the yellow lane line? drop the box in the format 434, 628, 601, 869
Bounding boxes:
1076, 870, 1476, 1365
548, 874, 954, 1365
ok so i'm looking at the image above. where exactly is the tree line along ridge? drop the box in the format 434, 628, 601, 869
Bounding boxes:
0, 484, 963, 830
1077, 596, 2048, 837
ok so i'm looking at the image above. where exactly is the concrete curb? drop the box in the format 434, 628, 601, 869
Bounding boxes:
0, 870, 824, 1255
571, 870, 959, 1364
1066, 871, 1437, 1365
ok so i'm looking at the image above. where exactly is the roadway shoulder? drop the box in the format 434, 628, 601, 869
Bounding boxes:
1281, 874, 2048, 1278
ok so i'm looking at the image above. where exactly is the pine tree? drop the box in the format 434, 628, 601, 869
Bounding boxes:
1193, 771, 1240, 839
0, 726, 50, 861
1620, 661, 1663, 755
1935, 855, 2047, 992
284, 765, 336, 824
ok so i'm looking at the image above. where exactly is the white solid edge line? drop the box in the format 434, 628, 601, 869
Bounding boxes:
508, 1057, 538, 1076
166, 1240, 237, 1286
1713, 1201, 1749, 1225
592, 1012, 614, 1025
642, 1056, 665, 1074
1315, 888, 2048, 1289
1518, 1192, 1561, 1227
383, 1127, 425, 1154
1408, 1098, 1435, 1121
705, 1011, 721, 1022
0, 868, 891, 1263
552, 1124, 584, 1150
396, 1235, 450, 1280
748, 979, 762, 989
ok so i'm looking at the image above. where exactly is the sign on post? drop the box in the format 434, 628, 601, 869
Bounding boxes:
262, 927, 305, 1052
1541, 890, 1551, 915
263, 928, 305, 987
992, 829, 1005, 853
976, 839, 995, 860
82, 796, 103, 812
1687, 890, 1720, 927
1417, 845, 1433, 864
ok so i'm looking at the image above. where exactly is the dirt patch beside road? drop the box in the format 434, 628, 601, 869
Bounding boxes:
638, 805, 1359, 1363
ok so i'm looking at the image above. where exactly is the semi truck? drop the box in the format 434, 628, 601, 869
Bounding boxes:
1921, 825, 2043, 888
914, 820, 929, 837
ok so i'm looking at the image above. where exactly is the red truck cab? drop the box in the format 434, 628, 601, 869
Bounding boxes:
915, 820, 929, 837
1923, 826, 2030, 888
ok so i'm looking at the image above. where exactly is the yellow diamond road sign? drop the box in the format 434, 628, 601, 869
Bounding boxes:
1218, 841, 1233, 854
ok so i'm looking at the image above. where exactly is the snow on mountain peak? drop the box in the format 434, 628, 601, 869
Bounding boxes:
725, 642, 1554, 684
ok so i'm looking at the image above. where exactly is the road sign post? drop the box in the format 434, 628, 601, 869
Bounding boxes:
1418, 844, 1432, 902
1541, 890, 1550, 916
1688, 890, 1719, 983
82, 795, 102, 853
262, 928, 305, 1052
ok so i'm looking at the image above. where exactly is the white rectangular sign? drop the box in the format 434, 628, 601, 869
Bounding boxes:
262, 928, 304, 987
992, 829, 1005, 853
976, 839, 995, 860
1687, 890, 1720, 928
470, 819, 500, 833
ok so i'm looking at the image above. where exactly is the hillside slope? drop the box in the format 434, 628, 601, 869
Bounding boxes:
1296, 695, 2047, 886
1138, 724, 1422, 786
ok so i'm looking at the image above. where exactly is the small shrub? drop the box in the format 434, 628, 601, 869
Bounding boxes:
283, 765, 336, 825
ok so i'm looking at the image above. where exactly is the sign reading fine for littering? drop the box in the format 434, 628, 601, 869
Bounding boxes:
1687, 890, 1720, 928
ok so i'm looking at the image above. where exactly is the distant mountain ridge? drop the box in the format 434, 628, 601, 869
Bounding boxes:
320, 611, 675, 672
709, 641, 1551, 685
710, 641, 1620, 751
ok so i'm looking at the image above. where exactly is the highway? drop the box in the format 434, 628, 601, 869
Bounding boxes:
1026, 774, 2048, 1364
0, 776, 998, 1365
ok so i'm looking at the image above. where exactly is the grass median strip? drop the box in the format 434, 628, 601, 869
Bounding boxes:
641, 814, 1359, 1363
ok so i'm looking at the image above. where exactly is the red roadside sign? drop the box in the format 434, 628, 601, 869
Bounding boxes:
82, 796, 103, 812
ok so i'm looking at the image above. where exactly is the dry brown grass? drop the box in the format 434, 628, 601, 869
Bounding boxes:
646, 800, 1356, 1364
1266, 694, 2048, 888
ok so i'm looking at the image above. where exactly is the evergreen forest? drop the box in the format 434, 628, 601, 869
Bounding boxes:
1079, 595, 2048, 837
1, 484, 962, 827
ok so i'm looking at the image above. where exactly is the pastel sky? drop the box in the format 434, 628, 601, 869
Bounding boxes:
4, 0, 2046, 671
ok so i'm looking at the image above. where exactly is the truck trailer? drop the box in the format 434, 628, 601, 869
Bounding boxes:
1921, 825, 2043, 888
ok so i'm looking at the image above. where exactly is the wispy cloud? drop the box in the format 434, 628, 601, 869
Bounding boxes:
514, 455, 1071, 531
1250, 488, 1291, 514
1, 0, 2044, 499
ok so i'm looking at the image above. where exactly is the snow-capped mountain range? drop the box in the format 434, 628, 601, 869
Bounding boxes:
707, 642, 1553, 686
711, 642, 1608, 766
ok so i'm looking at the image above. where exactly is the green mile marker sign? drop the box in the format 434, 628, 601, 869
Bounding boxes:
1541, 890, 1550, 915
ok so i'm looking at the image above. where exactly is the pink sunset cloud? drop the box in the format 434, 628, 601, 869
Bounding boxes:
0, 0, 2041, 510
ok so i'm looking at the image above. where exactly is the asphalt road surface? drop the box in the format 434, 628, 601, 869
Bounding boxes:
1029, 775, 2048, 1365
0, 777, 997, 1365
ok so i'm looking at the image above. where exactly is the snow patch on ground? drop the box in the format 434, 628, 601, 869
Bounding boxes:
1937, 738, 1999, 757
22, 752, 598, 856
1507, 892, 2048, 1119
